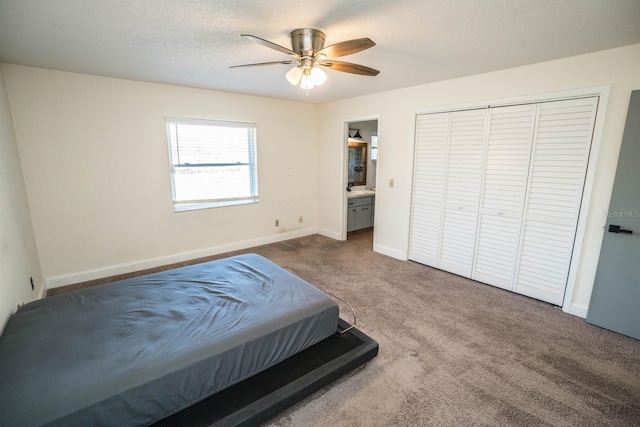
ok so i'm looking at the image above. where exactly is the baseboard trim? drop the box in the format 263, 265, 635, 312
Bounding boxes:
564, 302, 589, 319
374, 244, 405, 260
37, 280, 47, 299
316, 228, 341, 240
45, 228, 317, 289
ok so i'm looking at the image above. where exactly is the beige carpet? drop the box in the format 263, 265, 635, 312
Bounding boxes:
246, 234, 640, 426
51, 233, 640, 426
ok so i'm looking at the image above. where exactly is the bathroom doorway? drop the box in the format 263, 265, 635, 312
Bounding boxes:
345, 119, 378, 245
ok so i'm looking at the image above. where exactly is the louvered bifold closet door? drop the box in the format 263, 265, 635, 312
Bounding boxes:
472, 105, 536, 290
409, 112, 449, 266
514, 97, 598, 305
438, 109, 487, 277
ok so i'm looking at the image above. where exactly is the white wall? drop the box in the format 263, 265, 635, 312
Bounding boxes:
3, 65, 319, 287
318, 43, 640, 315
0, 66, 43, 330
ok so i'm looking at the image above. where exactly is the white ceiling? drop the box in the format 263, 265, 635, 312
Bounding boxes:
1, 0, 639, 104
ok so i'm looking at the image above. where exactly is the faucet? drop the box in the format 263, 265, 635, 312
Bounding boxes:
347, 182, 354, 192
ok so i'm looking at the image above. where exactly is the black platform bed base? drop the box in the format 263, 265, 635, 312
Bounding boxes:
153, 320, 378, 427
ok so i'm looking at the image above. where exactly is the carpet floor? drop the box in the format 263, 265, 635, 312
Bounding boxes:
51, 233, 640, 426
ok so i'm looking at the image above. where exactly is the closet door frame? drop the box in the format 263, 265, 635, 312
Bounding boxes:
408, 86, 610, 315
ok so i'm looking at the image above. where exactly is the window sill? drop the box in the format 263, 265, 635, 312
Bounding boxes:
174, 198, 258, 212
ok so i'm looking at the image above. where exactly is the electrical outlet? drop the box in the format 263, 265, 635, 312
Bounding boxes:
298, 215, 303, 223
30, 276, 34, 291
275, 219, 279, 227
389, 178, 394, 188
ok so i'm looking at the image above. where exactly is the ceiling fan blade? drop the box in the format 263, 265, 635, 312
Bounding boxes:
317, 38, 375, 58
319, 60, 380, 76
241, 34, 299, 57
230, 60, 295, 69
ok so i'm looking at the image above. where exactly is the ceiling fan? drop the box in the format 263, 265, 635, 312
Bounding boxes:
230, 28, 380, 91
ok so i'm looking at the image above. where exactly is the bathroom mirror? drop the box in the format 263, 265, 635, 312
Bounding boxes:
348, 142, 367, 186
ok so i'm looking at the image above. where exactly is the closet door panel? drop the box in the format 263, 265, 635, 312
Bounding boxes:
514, 98, 598, 305
409, 112, 449, 266
439, 109, 487, 277
473, 105, 536, 289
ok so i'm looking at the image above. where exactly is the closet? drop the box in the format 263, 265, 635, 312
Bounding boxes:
409, 97, 599, 305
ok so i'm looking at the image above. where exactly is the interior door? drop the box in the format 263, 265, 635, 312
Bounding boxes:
409, 112, 449, 267
409, 109, 487, 277
587, 90, 640, 340
472, 104, 536, 290
513, 97, 598, 306
438, 109, 487, 277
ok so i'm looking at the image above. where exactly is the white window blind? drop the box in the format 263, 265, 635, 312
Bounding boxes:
166, 118, 258, 211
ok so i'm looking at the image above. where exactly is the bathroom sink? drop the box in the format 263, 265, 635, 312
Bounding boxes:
347, 189, 375, 198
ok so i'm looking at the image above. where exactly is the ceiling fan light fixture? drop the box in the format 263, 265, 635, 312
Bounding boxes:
232, 28, 379, 94
285, 66, 303, 85
300, 71, 315, 90
310, 66, 327, 86
298, 65, 327, 90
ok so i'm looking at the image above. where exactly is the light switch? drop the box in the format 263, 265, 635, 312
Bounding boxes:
389, 178, 394, 188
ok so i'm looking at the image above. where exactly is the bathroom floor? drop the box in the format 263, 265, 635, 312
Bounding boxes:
347, 228, 373, 248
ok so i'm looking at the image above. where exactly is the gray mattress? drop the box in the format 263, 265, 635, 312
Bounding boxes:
0, 253, 339, 426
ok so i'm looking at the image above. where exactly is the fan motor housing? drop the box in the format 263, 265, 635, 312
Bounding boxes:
290, 28, 326, 56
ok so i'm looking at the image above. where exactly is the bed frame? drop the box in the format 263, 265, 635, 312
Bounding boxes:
154, 319, 378, 426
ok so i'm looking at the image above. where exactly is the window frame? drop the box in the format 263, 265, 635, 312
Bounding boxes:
370, 132, 378, 162
165, 117, 259, 212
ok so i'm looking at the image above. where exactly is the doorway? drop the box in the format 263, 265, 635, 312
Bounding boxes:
345, 119, 378, 246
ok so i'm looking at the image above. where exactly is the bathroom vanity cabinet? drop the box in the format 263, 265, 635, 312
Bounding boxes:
347, 195, 375, 232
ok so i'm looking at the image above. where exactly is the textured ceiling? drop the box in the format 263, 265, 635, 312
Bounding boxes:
1, 0, 639, 104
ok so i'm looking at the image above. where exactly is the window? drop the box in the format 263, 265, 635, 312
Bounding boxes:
166, 118, 258, 212
370, 132, 378, 162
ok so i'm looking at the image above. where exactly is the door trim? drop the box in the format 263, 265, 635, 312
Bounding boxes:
340, 115, 380, 242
